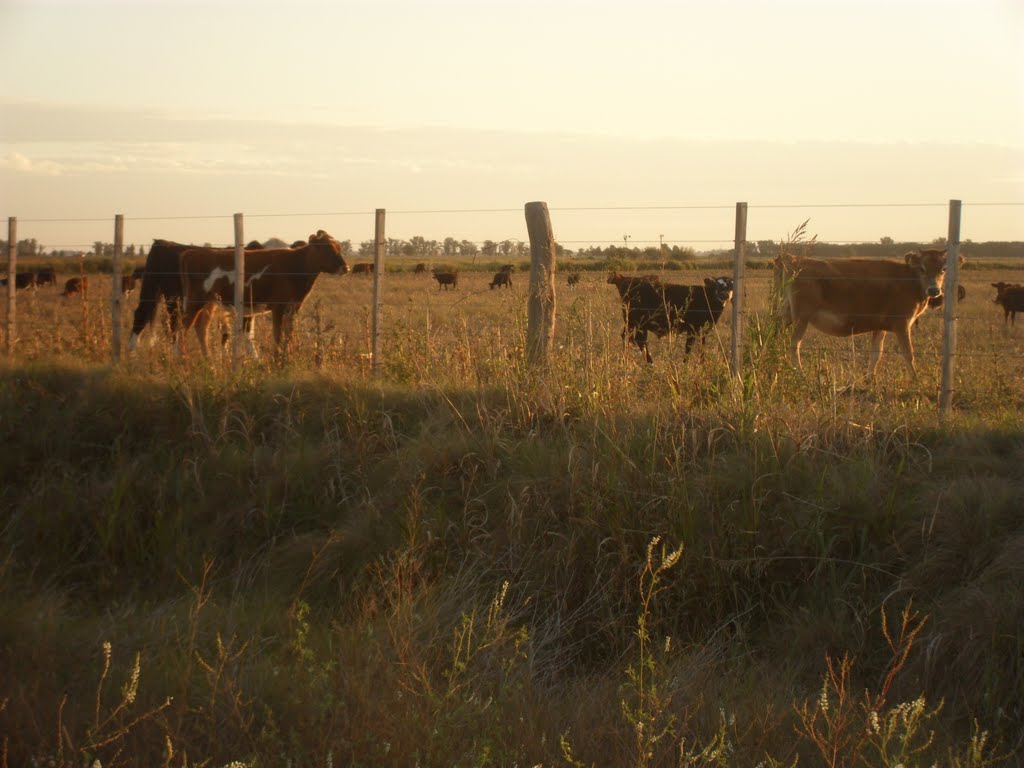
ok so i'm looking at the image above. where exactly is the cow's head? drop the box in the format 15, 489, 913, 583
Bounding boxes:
905, 248, 961, 300
704, 276, 734, 304
309, 230, 348, 274
991, 281, 1022, 302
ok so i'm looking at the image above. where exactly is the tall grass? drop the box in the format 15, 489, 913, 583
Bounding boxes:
1, 262, 1021, 766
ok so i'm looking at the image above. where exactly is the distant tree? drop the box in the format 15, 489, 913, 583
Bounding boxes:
880, 236, 894, 246
442, 237, 459, 257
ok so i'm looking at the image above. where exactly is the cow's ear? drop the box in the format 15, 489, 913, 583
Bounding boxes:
904, 251, 919, 266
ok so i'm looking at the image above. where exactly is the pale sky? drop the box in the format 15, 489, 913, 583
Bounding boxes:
1, 0, 1022, 253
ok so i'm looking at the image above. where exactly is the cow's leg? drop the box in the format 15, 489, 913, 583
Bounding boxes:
789, 316, 810, 369
243, 316, 259, 358
891, 325, 918, 379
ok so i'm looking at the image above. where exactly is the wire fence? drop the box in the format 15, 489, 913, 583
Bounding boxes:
4, 201, 1023, 413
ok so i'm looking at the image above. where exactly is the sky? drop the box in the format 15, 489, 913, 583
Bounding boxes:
1, 0, 1022, 255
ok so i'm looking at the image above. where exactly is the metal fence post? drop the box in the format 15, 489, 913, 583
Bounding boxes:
939, 199, 962, 415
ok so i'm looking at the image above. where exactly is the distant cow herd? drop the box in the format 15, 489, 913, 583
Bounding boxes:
5, 241, 1020, 375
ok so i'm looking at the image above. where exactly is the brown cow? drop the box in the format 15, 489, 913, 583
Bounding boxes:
432, 270, 458, 290
178, 230, 347, 359
567, 272, 581, 287
775, 248, 959, 379
992, 282, 1024, 326
61, 276, 88, 297
489, 271, 512, 289
351, 262, 374, 274
414, 262, 427, 275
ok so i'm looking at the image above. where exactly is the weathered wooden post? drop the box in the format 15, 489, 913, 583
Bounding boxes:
525, 201, 556, 366
233, 213, 246, 368
372, 208, 385, 375
731, 202, 747, 378
111, 214, 124, 362
939, 199, 961, 415
5, 217, 15, 355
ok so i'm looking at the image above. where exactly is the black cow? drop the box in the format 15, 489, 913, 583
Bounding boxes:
992, 282, 1024, 326
36, 267, 57, 287
611, 275, 734, 363
1, 272, 38, 290
489, 271, 512, 289
432, 270, 458, 290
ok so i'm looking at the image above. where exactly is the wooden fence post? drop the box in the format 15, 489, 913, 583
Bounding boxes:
525, 201, 556, 366
939, 199, 962, 415
233, 213, 245, 368
5, 217, 15, 356
372, 208, 386, 375
111, 214, 123, 363
731, 202, 747, 378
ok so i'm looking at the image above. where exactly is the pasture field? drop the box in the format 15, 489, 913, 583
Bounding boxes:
1, 260, 1022, 767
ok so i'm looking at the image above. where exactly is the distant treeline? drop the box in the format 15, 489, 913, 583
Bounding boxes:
3, 236, 1022, 271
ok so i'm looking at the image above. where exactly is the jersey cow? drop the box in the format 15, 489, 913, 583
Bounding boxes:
608, 273, 734, 363
179, 230, 347, 359
775, 248, 959, 379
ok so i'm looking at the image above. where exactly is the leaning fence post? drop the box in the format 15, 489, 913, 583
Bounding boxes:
111, 214, 123, 363
5, 217, 15, 356
525, 201, 556, 367
939, 199, 962, 416
371, 208, 385, 375
731, 202, 747, 378
233, 213, 245, 368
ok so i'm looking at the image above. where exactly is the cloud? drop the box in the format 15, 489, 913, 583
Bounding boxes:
0, 152, 64, 175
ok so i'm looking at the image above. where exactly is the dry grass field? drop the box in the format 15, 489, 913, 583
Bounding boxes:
1, 255, 1022, 767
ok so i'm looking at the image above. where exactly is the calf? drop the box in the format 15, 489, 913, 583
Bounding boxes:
351, 262, 374, 274
775, 248, 958, 379
61, 276, 88, 297
179, 230, 347, 359
433, 270, 458, 290
489, 270, 512, 289
611, 274, 734, 363
414, 262, 427, 275
992, 282, 1024, 326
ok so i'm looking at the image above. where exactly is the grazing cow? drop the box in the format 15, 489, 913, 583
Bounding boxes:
610, 274, 734, 363
499, 263, 515, 274
351, 262, 374, 274
489, 270, 512, 289
433, 270, 458, 290
567, 272, 581, 287
179, 230, 348, 359
992, 282, 1024, 326
61, 276, 87, 297
775, 248, 959, 379
35, 267, 57, 287
414, 262, 427, 275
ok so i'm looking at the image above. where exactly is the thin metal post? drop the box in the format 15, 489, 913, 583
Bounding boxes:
5, 217, 15, 355
233, 213, 245, 368
731, 202, 748, 378
111, 214, 123, 362
371, 208, 385, 375
939, 199, 962, 415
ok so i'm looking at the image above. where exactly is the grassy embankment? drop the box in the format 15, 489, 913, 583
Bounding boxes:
1, 262, 1022, 767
